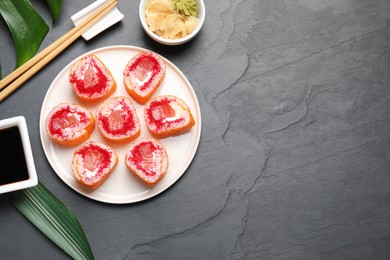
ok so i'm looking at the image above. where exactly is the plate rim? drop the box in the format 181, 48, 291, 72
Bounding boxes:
39, 45, 202, 204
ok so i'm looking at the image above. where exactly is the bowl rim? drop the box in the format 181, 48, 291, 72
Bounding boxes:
0, 116, 38, 194
139, 0, 205, 46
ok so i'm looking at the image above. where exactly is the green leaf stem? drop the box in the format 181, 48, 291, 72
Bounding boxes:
9, 182, 95, 260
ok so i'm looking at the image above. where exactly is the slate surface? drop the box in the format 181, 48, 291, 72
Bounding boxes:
1, 1, 390, 259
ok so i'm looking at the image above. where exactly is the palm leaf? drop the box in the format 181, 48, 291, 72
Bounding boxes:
9, 181, 95, 260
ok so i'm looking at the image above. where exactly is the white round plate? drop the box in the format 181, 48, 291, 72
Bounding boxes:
39, 45, 201, 204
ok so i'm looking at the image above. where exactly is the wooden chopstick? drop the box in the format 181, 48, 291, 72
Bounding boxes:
0, 0, 117, 102
0, 0, 117, 91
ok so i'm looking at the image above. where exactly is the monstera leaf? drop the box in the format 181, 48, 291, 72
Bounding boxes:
0, 0, 62, 70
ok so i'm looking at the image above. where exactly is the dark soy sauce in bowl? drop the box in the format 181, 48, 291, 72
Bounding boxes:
0, 126, 29, 185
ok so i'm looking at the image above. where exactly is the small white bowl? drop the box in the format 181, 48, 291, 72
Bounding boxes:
139, 0, 205, 46
0, 116, 38, 194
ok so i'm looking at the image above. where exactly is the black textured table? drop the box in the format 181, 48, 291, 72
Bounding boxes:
1, 1, 390, 259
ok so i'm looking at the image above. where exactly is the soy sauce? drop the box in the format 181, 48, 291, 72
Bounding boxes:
0, 126, 29, 185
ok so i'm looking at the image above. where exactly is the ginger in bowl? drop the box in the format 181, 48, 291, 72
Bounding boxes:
139, 0, 205, 45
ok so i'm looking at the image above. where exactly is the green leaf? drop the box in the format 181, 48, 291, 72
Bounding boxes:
0, 0, 49, 68
9, 182, 95, 260
44, 0, 63, 23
